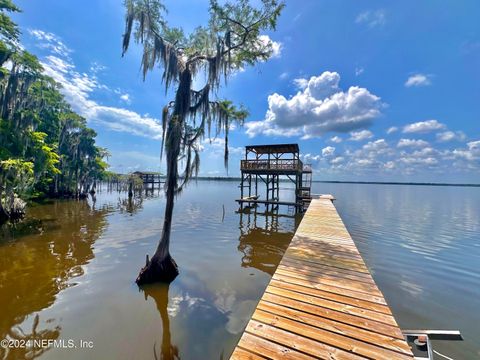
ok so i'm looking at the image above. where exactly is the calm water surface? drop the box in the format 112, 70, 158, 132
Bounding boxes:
0, 181, 479, 359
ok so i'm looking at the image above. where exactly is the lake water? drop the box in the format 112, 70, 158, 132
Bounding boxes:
0, 181, 479, 359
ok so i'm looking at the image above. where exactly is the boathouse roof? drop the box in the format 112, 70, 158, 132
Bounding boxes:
132, 171, 161, 175
245, 143, 299, 154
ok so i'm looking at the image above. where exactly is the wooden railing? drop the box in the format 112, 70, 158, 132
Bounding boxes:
136, 174, 162, 183
240, 159, 303, 172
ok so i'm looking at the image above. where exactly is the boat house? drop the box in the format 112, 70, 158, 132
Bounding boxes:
236, 143, 312, 212
132, 171, 163, 188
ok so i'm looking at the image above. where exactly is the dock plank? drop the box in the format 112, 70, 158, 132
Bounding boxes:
256, 301, 412, 355
272, 272, 388, 305
235, 333, 315, 360
230, 346, 267, 360
274, 267, 383, 295
262, 290, 401, 333
246, 320, 364, 360
229, 197, 413, 359
253, 309, 412, 359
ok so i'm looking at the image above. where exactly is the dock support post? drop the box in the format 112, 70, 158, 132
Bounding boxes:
266, 174, 270, 212
276, 174, 279, 200
240, 172, 244, 210
295, 173, 300, 213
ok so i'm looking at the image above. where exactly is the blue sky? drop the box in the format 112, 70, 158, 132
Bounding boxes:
14, 0, 480, 182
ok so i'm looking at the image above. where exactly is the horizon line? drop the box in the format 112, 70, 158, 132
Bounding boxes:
176, 176, 480, 187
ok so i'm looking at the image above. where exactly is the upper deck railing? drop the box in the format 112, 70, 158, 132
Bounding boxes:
240, 159, 304, 172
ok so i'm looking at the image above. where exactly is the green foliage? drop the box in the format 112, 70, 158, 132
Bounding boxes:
0, 158, 33, 178
30, 131, 60, 175
0, 0, 20, 44
11, 49, 43, 73
217, 99, 248, 169
0, 0, 108, 220
0, 0, 21, 12
0, 159, 34, 217
0, 0, 21, 70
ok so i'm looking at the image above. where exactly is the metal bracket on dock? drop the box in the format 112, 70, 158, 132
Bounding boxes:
402, 330, 463, 360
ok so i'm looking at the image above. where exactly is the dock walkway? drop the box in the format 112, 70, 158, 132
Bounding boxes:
230, 197, 414, 359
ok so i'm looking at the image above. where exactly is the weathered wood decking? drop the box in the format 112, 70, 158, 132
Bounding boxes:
230, 197, 414, 359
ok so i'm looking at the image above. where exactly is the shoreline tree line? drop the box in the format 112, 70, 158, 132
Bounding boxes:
0, 0, 109, 222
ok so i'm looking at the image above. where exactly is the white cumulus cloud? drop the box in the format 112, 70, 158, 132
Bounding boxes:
436, 131, 466, 142
403, 120, 445, 133
452, 140, 480, 162
245, 71, 383, 138
400, 156, 438, 165
120, 93, 131, 104
290, 135, 479, 178
301, 153, 321, 163
28, 29, 72, 56
405, 73, 432, 87
387, 126, 398, 134
397, 139, 430, 148
331, 156, 344, 164
363, 139, 389, 152
258, 35, 282, 58
322, 146, 335, 157
349, 130, 373, 141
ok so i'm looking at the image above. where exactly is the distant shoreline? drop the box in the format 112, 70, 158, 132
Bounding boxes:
185, 176, 480, 187
312, 180, 480, 187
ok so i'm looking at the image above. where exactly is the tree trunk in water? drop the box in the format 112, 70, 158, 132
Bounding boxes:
128, 180, 133, 198
136, 71, 192, 285
136, 118, 181, 285
0, 187, 8, 224
54, 174, 59, 196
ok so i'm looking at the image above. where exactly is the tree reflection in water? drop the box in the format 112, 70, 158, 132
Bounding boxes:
2, 314, 61, 360
142, 284, 180, 360
237, 207, 300, 276
117, 195, 144, 215
0, 198, 112, 359
115, 187, 161, 215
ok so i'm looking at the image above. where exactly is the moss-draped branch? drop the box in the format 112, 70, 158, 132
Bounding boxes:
122, 0, 283, 192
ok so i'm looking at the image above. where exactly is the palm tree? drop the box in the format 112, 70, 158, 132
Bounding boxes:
121, 0, 284, 284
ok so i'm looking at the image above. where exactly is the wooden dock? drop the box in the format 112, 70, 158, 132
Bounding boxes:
236, 198, 301, 207
230, 197, 414, 359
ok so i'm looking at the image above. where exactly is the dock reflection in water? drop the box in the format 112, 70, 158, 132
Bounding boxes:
238, 208, 299, 276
